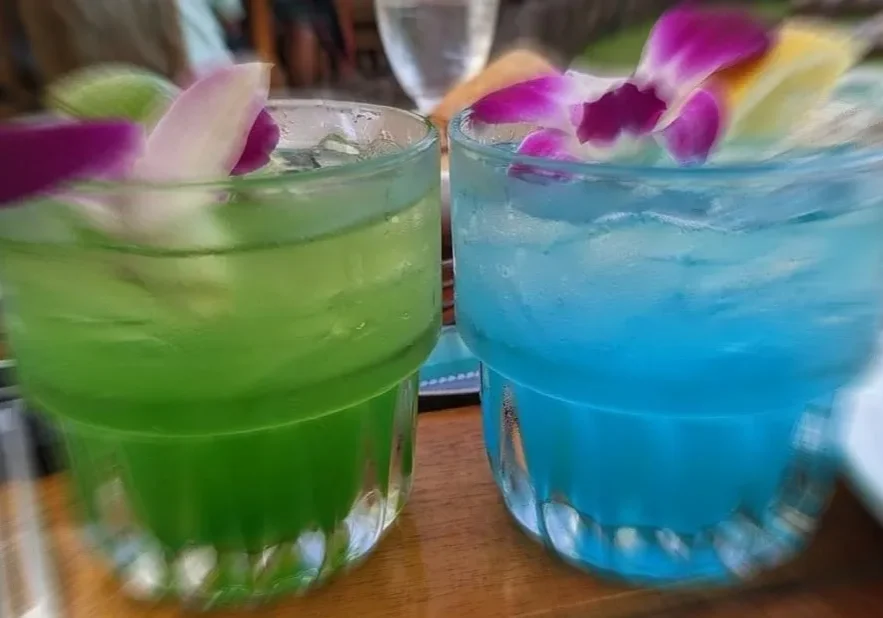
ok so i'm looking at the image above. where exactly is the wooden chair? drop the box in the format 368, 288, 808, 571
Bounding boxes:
248, 0, 287, 88
350, 0, 386, 75
250, 0, 382, 87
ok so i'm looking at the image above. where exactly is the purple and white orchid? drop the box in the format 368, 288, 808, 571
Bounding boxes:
470, 5, 774, 166
0, 63, 277, 224
0, 63, 277, 315
177, 64, 280, 176
0, 121, 143, 207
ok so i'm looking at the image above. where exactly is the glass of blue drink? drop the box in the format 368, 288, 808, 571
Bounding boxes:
449, 61, 883, 584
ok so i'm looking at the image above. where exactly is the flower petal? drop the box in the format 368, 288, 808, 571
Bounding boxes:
577, 82, 666, 145
640, 5, 772, 94
564, 69, 627, 96
179, 63, 280, 175
509, 129, 582, 182
137, 63, 270, 182
659, 86, 726, 164
232, 108, 280, 175
517, 128, 581, 159
0, 120, 143, 206
130, 63, 269, 232
471, 74, 583, 127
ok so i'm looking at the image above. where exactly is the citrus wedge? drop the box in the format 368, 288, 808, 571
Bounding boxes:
717, 20, 863, 139
45, 64, 177, 124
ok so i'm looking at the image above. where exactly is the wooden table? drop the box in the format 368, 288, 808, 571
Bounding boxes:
30, 407, 883, 616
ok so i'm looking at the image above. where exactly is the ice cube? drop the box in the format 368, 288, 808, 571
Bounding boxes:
118, 209, 234, 319
693, 235, 822, 299
318, 133, 362, 156
773, 102, 883, 153
360, 136, 401, 158
268, 132, 404, 175
274, 148, 321, 172
65, 182, 237, 320
459, 202, 579, 248
271, 134, 367, 172
313, 133, 364, 167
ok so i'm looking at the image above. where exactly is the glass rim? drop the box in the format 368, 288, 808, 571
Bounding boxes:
448, 109, 883, 181
77, 99, 439, 193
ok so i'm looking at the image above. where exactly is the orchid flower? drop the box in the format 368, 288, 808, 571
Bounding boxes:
176, 64, 280, 175
0, 64, 274, 316
0, 63, 272, 219
124, 63, 271, 237
121, 62, 273, 316
0, 62, 279, 320
0, 121, 143, 207
45, 62, 279, 178
471, 5, 774, 167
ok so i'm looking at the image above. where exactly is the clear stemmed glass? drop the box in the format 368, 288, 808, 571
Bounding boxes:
375, 0, 500, 113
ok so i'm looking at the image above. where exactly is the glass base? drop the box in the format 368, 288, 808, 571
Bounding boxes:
56, 375, 419, 608
480, 366, 838, 585
82, 485, 410, 608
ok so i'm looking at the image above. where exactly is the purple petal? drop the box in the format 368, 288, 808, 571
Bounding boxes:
564, 70, 626, 96
577, 82, 666, 145
181, 63, 280, 175
659, 87, 725, 164
564, 71, 629, 127
0, 120, 143, 206
471, 74, 583, 127
130, 63, 270, 234
641, 5, 771, 94
516, 128, 580, 159
136, 63, 269, 183
232, 108, 280, 175
509, 129, 581, 182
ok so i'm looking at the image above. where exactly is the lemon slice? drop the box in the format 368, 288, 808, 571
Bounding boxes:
718, 20, 863, 139
45, 64, 177, 124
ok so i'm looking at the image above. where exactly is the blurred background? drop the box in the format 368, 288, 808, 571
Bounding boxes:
2, 0, 883, 120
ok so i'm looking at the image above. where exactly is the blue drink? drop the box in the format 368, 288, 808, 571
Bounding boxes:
449, 100, 883, 583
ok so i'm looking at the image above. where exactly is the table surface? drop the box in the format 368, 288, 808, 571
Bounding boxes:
25, 407, 883, 617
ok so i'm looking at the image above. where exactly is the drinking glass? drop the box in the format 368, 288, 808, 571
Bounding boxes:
0, 101, 441, 607
1, 401, 60, 618
375, 0, 500, 113
448, 111, 883, 585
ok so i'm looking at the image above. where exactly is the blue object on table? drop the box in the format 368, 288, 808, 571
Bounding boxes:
841, 347, 883, 526
419, 325, 480, 397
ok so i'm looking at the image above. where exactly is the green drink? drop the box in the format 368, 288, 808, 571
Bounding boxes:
0, 101, 440, 605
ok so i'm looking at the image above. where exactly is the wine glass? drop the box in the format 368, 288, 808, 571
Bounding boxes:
375, 0, 500, 113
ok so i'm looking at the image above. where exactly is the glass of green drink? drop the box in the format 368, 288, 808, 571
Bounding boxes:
0, 99, 441, 606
